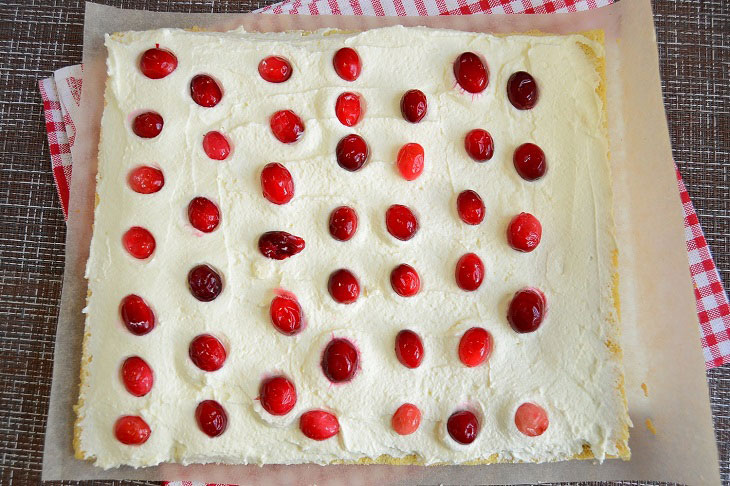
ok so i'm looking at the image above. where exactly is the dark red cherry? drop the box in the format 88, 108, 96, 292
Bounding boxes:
195, 400, 228, 437
394, 330, 424, 369
188, 334, 227, 372
507, 71, 539, 110
329, 206, 358, 241
132, 112, 163, 138
321, 338, 359, 383
190, 74, 222, 107
456, 190, 485, 225
385, 204, 418, 241
188, 197, 220, 233
336, 134, 369, 171
258, 231, 305, 260
513, 143, 547, 181
447, 410, 479, 444
187, 264, 223, 302
120, 294, 155, 336
400, 89, 427, 123
507, 288, 546, 333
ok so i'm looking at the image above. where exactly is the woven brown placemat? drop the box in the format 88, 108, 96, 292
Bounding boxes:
0, 1, 727, 485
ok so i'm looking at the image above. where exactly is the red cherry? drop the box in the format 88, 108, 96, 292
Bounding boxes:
455, 253, 484, 291
447, 410, 479, 444
456, 190, 485, 225
394, 330, 424, 369
385, 204, 419, 241
321, 338, 358, 383
190, 74, 222, 107
333, 47, 361, 81
120, 356, 154, 397
464, 129, 494, 162
507, 288, 546, 333
327, 269, 360, 304
458, 327, 492, 367
453, 52, 488, 94
202, 131, 231, 161
507, 212, 542, 252
515, 402, 549, 437
300, 410, 339, 440
195, 400, 228, 437
189, 334, 227, 372
329, 206, 358, 241
261, 163, 295, 205
258, 56, 293, 83
270, 110, 304, 144
390, 264, 420, 297
258, 231, 305, 260
122, 226, 155, 259
132, 112, 163, 138
269, 295, 303, 335
336, 134, 369, 172
188, 197, 220, 233
187, 264, 223, 302
335, 92, 362, 127
507, 71, 539, 110
259, 376, 297, 416
392, 403, 421, 435
401, 89, 427, 123
396, 143, 424, 181
120, 294, 156, 336
128, 166, 164, 194
114, 415, 151, 445
513, 143, 546, 181
139, 48, 177, 79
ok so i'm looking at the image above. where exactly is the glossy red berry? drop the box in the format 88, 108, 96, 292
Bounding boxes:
336, 134, 369, 172
385, 204, 418, 241
258, 56, 293, 83
335, 92, 362, 127
270, 110, 304, 144
114, 415, 151, 445
269, 294, 303, 336
507, 71, 539, 110
464, 129, 494, 162
132, 112, 163, 138
321, 338, 359, 383
188, 197, 220, 233
513, 143, 546, 181
400, 89, 427, 123
333, 47, 361, 81
128, 166, 164, 194
327, 269, 360, 304
456, 190, 485, 225
507, 288, 546, 334
390, 264, 420, 297
261, 163, 294, 205
392, 403, 421, 435
458, 327, 492, 367
195, 400, 228, 437
187, 264, 223, 302
396, 143, 424, 181
515, 402, 549, 437
258, 231, 305, 260
394, 330, 424, 369
453, 52, 488, 94
139, 48, 177, 79
120, 294, 155, 336
202, 131, 231, 161
447, 410, 479, 444
300, 410, 339, 440
329, 206, 358, 241
122, 227, 155, 259
190, 74, 222, 107
507, 212, 542, 252
455, 253, 484, 291
120, 356, 154, 397
189, 334, 227, 372
259, 376, 297, 416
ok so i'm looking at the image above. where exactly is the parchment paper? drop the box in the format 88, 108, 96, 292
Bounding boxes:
41, 1, 721, 484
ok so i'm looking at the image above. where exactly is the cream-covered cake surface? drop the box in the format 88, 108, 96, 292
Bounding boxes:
76, 25, 630, 469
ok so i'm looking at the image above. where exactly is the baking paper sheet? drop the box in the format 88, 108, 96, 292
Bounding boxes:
41, 1, 721, 484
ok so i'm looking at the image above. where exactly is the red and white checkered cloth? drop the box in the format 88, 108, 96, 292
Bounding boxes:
37, 0, 729, 482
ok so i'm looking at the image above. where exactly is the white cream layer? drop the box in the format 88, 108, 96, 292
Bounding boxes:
78, 26, 629, 469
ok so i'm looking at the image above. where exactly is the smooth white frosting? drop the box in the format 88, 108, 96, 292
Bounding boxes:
77, 26, 629, 469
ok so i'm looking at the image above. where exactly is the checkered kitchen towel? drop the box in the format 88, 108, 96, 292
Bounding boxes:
37, 0, 729, 482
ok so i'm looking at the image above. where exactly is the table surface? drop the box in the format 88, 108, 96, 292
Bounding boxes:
0, 1, 728, 485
